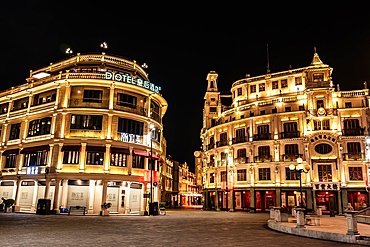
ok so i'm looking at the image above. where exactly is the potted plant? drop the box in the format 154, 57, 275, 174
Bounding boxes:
1, 197, 15, 213
280, 205, 289, 222
100, 202, 111, 216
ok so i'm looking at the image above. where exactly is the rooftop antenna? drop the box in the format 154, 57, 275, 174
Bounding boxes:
266, 44, 270, 73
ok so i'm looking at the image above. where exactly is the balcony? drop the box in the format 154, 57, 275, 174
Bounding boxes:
69, 98, 109, 109
114, 104, 147, 116
254, 155, 272, 163
253, 133, 271, 141
232, 136, 248, 144
343, 153, 365, 161
216, 140, 228, 147
206, 143, 214, 150
207, 162, 215, 167
279, 131, 300, 139
234, 157, 248, 164
281, 154, 303, 162
342, 128, 365, 136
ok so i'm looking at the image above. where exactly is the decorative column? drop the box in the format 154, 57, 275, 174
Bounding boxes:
88, 180, 96, 214
52, 178, 61, 213
345, 211, 360, 235
14, 179, 21, 212
104, 144, 111, 173
44, 178, 51, 199
31, 180, 39, 212
61, 179, 68, 209
79, 143, 86, 172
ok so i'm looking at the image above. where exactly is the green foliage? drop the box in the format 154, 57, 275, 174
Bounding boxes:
159, 202, 166, 208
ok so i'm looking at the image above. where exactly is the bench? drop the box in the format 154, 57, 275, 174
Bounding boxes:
68, 206, 86, 216
305, 215, 321, 226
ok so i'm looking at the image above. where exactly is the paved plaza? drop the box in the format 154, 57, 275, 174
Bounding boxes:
0, 209, 360, 247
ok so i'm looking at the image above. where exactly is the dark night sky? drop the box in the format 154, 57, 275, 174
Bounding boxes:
1, 2, 370, 172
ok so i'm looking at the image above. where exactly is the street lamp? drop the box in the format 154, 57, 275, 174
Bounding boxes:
100, 42, 108, 50
225, 150, 229, 211
289, 157, 310, 207
149, 124, 155, 215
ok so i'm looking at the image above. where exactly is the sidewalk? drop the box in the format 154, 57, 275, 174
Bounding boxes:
268, 215, 370, 245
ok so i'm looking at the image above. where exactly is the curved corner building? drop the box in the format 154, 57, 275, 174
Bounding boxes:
201, 51, 370, 215
0, 52, 167, 215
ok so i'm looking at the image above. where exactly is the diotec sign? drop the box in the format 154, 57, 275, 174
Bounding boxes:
105, 71, 161, 93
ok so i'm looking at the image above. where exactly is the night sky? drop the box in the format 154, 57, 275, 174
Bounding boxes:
1, 3, 370, 172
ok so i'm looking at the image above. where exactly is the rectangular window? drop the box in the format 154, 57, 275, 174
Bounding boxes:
63, 151, 80, 164
83, 90, 102, 103
345, 102, 352, 108
237, 148, 246, 158
4, 154, 17, 168
281, 79, 288, 88
132, 155, 144, 169
210, 173, 215, 183
28, 117, 52, 137
117, 93, 137, 108
259, 83, 265, 92
349, 167, 363, 181
285, 144, 299, 155
317, 99, 324, 108
347, 142, 361, 153
237, 169, 247, 181
118, 118, 144, 135
272, 81, 278, 89
237, 88, 242, 96
285, 107, 291, 112
23, 151, 48, 167
260, 110, 265, 115
9, 123, 21, 140
295, 77, 302, 85
210, 107, 217, 112
86, 152, 104, 165
299, 105, 305, 111
110, 153, 127, 167
318, 164, 332, 182
258, 168, 271, 180
313, 73, 324, 82
250, 85, 256, 93
285, 167, 298, 180
70, 115, 103, 130
221, 171, 227, 182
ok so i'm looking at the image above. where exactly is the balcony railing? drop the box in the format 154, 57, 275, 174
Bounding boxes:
216, 140, 228, 147
234, 157, 248, 164
206, 143, 214, 150
279, 131, 300, 139
281, 154, 303, 162
343, 153, 365, 161
113, 104, 146, 116
254, 155, 272, 163
253, 133, 271, 141
342, 128, 365, 136
232, 136, 248, 144
69, 98, 109, 109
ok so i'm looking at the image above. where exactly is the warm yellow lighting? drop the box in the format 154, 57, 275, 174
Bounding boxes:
33, 72, 50, 79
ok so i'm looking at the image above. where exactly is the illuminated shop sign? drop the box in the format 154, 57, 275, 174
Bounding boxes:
105, 72, 161, 93
26, 167, 40, 175
120, 132, 141, 144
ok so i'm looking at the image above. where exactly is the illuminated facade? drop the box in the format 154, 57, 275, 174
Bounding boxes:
0, 52, 167, 215
201, 51, 370, 214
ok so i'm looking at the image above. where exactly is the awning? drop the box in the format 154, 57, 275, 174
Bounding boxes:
86, 146, 106, 153
20, 145, 50, 154
149, 153, 160, 161
110, 147, 130, 154
2, 149, 19, 156
133, 149, 148, 157
61, 146, 81, 152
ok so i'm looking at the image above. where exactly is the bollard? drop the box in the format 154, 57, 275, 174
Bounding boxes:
274, 207, 281, 222
296, 208, 305, 228
269, 206, 275, 220
345, 211, 359, 235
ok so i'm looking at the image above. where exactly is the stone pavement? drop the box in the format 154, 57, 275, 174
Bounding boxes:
0, 210, 361, 247
268, 214, 370, 245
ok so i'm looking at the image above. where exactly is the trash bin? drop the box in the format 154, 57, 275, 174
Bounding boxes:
36, 199, 51, 215
149, 202, 158, 215
159, 207, 166, 215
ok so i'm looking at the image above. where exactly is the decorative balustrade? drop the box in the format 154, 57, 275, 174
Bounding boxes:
254, 155, 272, 163
342, 153, 365, 161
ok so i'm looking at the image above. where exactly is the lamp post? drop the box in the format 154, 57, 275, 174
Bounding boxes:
289, 157, 310, 207
225, 150, 229, 211
149, 124, 154, 215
